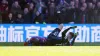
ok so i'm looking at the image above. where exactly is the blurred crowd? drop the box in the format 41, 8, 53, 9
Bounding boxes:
0, 0, 100, 24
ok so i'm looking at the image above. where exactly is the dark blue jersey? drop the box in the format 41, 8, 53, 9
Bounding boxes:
47, 28, 61, 39
47, 28, 61, 45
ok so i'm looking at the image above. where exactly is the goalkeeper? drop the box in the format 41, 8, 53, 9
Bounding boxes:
47, 25, 78, 46
24, 24, 78, 46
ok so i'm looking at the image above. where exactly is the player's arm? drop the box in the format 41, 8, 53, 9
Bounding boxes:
48, 28, 61, 38
62, 26, 77, 36
52, 28, 60, 37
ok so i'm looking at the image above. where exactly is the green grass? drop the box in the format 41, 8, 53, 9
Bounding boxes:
0, 42, 24, 46
0, 42, 100, 46
74, 42, 100, 46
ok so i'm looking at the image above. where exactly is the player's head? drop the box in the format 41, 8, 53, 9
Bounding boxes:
58, 23, 63, 30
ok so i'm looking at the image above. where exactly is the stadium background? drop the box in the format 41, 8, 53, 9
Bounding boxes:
0, 0, 100, 46
0, 0, 100, 24
0, 0, 100, 55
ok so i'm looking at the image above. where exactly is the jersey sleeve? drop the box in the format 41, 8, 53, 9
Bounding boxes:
48, 28, 61, 37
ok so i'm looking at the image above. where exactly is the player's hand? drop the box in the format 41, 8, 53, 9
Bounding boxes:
73, 26, 77, 28
70, 26, 77, 29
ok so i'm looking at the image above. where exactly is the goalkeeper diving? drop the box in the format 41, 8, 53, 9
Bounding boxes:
24, 24, 78, 46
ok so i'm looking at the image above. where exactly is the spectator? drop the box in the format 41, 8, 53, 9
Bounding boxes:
96, 2, 100, 23
6, 12, 15, 23
79, 4, 87, 24
92, 0, 97, 5
80, 0, 86, 7
42, 0, 49, 6
29, 2, 35, 11
1, 0, 8, 4
18, 0, 27, 10
1, 0, 10, 24
35, 0, 47, 23
1, 7, 9, 23
47, 3, 57, 23
74, 0, 79, 8
0, 13, 2, 23
66, 1, 75, 23
56, 0, 69, 23
15, 13, 24, 24
28, 2, 36, 23
23, 8, 31, 23
87, 2, 94, 23
48, 0, 57, 5
74, 0, 80, 23
7, 0, 13, 8
82, 3, 88, 23
0, 0, 8, 13
83, 3, 87, 8
92, 0, 98, 10
92, 0, 98, 23
33, 11, 43, 24
80, 0, 86, 3
0, 0, 99, 24
11, 1, 22, 15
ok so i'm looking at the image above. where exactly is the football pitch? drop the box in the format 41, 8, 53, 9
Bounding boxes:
0, 42, 100, 46
0, 42, 100, 56
0, 46, 100, 56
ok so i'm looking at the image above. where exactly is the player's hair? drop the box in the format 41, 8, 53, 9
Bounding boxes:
58, 23, 63, 30
58, 23, 63, 25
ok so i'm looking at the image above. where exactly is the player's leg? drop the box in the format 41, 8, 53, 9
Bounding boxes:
61, 26, 77, 45
70, 32, 79, 46
54, 37, 62, 44
46, 37, 62, 46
